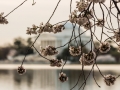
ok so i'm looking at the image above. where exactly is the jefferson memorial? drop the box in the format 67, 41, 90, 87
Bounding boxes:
33, 23, 92, 53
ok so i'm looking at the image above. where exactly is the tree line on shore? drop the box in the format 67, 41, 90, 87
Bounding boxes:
0, 38, 119, 63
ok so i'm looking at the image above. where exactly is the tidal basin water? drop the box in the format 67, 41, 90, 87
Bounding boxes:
0, 64, 120, 90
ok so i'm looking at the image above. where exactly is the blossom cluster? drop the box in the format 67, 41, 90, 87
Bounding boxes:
59, 72, 68, 82
83, 21, 93, 30
0, 12, 8, 24
76, 1, 89, 12
69, 10, 78, 23
69, 46, 81, 56
40, 45, 58, 56
49, 59, 63, 67
104, 74, 116, 86
69, 3, 92, 30
69, 0, 106, 31
79, 51, 96, 66
26, 23, 65, 35
99, 42, 111, 53
74, 0, 92, 21
17, 66, 26, 75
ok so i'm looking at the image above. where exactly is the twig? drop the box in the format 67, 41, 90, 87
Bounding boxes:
4, 0, 27, 17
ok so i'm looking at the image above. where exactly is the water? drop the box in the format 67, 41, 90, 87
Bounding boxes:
0, 65, 119, 90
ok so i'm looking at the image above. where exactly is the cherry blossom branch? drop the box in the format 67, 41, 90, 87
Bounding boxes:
13, 0, 120, 88
4, 0, 27, 17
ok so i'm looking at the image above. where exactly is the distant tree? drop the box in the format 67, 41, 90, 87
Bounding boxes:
27, 38, 32, 46
0, 47, 10, 60
14, 37, 26, 48
109, 46, 120, 62
13, 37, 34, 56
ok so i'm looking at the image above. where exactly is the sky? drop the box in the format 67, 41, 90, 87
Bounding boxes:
0, 0, 119, 46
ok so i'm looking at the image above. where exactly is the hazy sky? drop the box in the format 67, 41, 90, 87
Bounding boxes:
0, 0, 119, 46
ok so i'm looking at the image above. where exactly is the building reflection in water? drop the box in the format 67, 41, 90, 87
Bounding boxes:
0, 69, 119, 90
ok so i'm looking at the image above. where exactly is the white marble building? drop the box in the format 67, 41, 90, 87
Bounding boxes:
33, 23, 92, 53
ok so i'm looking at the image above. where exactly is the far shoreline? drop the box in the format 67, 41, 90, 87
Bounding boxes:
0, 64, 119, 71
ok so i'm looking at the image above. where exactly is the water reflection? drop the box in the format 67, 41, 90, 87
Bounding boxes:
0, 69, 119, 90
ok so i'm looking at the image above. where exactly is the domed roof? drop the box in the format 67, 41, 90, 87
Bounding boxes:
40, 22, 87, 37
65, 22, 79, 29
